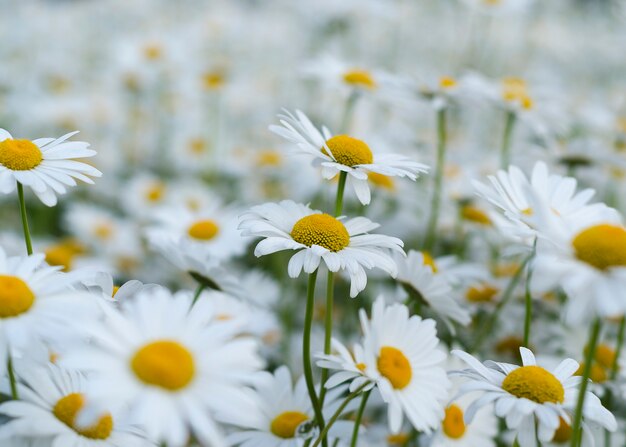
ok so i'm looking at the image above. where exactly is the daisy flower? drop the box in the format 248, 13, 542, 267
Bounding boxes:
0, 247, 97, 362
224, 366, 355, 447
451, 347, 616, 447
62, 287, 264, 447
0, 363, 145, 446
318, 297, 450, 433
238, 200, 404, 297
269, 109, 428, 205
0, 129, 101, 206
395, 250, 472, 329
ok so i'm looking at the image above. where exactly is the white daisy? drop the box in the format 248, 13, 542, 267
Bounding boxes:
62, 287, 264, 447
318, 296, 450, 433
451, 347, 616, 447
224, 366, 355, 447
0, 363, 146, 446
238, 200, 404, 297
269, 109, 428, 205
395, 250, 472, 328
0, 129, 101, 206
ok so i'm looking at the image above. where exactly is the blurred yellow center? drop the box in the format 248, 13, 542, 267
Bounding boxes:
188, 220, 220, 241
131, 340, 195, 391
378, 346, 412, 389
145, 183, 165, 203
552, 417, 572, 443
442, 404, 466, 439
573, 224, 626, 270
189, 138, 207, 155
94, 223, 113, 240
594, 344, 617, 369
575, 362, 607, 383
270, 411, 309, 439
466, 284, 499, 303
0, 139, 43, 171
53, 393, 113, 440
203, 71, 225, 90
0, 275, 35, 318
387, 433, 410, 445
461, 205, 491, 225
144, 45, 162, 60
322, 135, 373, 167
502, 78, 533, 110
291, 214, 349, 252
257, 150, 282, 167
343, 70, 376, 89
422, 252, 438, 272
439, 76, 457, 89
45, 240, 85, 272
368, 172, 395, 190
502, 366, 564, 403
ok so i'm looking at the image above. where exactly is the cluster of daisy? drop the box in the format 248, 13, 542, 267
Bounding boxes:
1, 0, 626, 446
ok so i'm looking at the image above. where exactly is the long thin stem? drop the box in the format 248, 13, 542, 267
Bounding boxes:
190, 284, 206, 307
7, 354, 18, 399
500, 110, 516, 169
340, 92, 359, 133
604, 315, 626, 447
424, 108, 447, 252
350, 390, 371, 447
523, 242, 536, 348
303, 271, 326, 444
17, 182, 33, 256
334, 172, 347, 217
312, 384, 367, 447
570, 318, 602, 447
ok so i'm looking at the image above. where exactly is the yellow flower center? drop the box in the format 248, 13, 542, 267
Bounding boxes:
422, 252, 438, 273
439, 76, 457, 89
130, 340, 195, 391
572, 224, 626, 270
377, 346, 412, 389
484, 0, 502, 5
343, 70, 376, 89
202, 71, 225, 90
257, 150, 282, 167
0, 139, 43, 171
502, 78, 533, 110
189, 138, 208, 155
461, 205, 491, 225
290, 214, 350, 252
442, 404, 466, 439
45, 240, 85, 272
322, 135, 374, 167
53, 393, 113, 440
94, 223, 113, 240
466, 284, 499, 303
551, 417, 572, 443
270, 411, 309, 439
594, 344, 617, 369
356, 362, 367, 372
0, 275, 36, 318
145, 183, 165, 203
188, 219, 220, 241
502, 366, 564, 403
144, 44, 162, 60
575, 362, 607, 383
387, 433, 410, 445
368, 172, 395, 190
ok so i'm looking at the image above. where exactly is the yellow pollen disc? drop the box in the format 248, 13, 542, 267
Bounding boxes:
493, 262, 520, 278
495, 336, 524, 358
343, 70, 376, 89
45, 240, 85, 272
356, 362, 366, 372
189, 138, 207, 155
53, 393, 113, 440
0, 139, 43, 171
422, 252, 438, 273
257, 150, 282, 167
322, 135, 374, 167
521, 207, 533, 216
202, 71, 225, 90
377, 346, 412, 390
461, 205, 491, 225
387, 433, 410, 445
575, 362, 607, 383
502, 366, 564, 404
144, 45, 162, 60
368, 172, 395, 190
145, 183, 165, 203
572, 224, 626, 270
466, 284, 499, 303
551, 417, 572, 443
131, 340, 195, 391
94, 223, 113, 240
593, 344, 617, 369
290, 214, 350, 252
0, 275, 36, 318
188, 219, 220, 241
442, 404, 466, 439
270, 411, 309, 439
439, 76, 457, 89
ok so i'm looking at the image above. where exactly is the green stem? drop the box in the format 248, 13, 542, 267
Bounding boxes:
334, 172, 347, 217
17, 183, 33, 256
312, 384, 367, 447
570, 318, 602, 447
523, 242, 536, 348
350, 390, 371, 447
500, 110, 516, 169
472, 253, 532, 353
604, 316, 626, 447
303, 271, 326, 444
7, 354, 18, 399
340, 91, 359, 133
191, 284, 206, 307
424, 108, 447, 252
